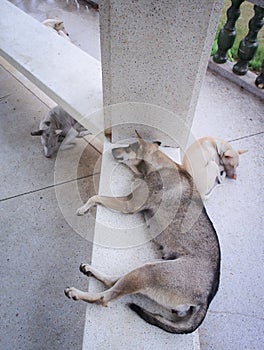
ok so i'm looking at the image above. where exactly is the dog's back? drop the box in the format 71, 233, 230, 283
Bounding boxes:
131, 165, 220, 333
45, 106, 75, 133
145, 166, 220, 266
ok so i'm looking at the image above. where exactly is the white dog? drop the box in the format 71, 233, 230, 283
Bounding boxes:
42, 18, 71, 41
182, 137, 247, 199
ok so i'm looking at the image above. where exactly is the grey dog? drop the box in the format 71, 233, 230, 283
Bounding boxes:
31, 106, 90, 158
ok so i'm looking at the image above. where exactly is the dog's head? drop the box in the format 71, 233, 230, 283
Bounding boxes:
43, 18, 70, 37
112, 131, 161, 172
31, 122, 64, 158
216, 142, 248, 179
54, 21, 69, 37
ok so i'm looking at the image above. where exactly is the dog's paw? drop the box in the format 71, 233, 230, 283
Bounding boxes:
76, 206, 88, 216
64, 287, 80, 300
79, 263, 93, 277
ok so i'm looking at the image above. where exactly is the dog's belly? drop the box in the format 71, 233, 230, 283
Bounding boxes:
141, 258, 212, 310
143, 286, 192, 310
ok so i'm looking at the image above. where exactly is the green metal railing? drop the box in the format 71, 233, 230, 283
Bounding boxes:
213, 0, 264, 88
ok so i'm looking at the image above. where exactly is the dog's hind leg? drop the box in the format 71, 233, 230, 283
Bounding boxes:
79, 263, 119, 287
64, 287, 108, 304
65, 264, 150, 306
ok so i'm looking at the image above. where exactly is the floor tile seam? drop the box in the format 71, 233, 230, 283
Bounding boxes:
209, 310, 264, 321
228, 131, 264, 143
0, 172, 100, 203
82, 136, 103, 154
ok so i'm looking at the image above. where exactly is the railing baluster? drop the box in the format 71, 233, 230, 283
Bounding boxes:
233, 5, 264, 75
255, 59, 264, 88
213, 0, 245, 64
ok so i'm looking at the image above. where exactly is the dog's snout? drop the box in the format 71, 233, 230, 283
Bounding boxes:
112, 148, 123, 160
226, 172, 237, 179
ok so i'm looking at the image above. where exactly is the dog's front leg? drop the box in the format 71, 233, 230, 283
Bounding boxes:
217, 168, 226, 184
60, 128, 78, 150
77, 179, 149, 216
77, 184, 149, 216
77, 194, 142, 216
78, 130, 91, 137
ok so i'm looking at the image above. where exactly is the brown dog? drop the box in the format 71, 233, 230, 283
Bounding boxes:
66, 132, 220, 334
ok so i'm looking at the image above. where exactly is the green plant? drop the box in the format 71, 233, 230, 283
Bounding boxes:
212, 0, 264, 72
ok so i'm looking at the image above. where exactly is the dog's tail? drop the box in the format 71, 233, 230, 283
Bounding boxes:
128, 302, 208, 334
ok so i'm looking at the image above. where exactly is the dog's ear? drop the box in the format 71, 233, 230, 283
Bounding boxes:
135, 130, 142, 140
55, 21, 63, 30
31, 130, 43, 136
238, 149, 248, 155
215, 141, 226, 158
224, 149, 248, 158
223, 149, 234, 158
135, 130, 146, 145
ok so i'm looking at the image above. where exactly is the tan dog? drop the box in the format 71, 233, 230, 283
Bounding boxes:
65, 132, 221, 334
182, 137, 247, 199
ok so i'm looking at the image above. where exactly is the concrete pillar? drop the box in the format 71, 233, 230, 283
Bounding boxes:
100, 0, 223, 147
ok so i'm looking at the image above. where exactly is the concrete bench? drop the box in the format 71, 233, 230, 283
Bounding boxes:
0, 0, 103, 137
0, 2, 199, 348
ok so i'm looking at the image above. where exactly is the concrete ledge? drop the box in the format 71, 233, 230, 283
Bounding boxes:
82, 140, 199, 349
0, 0, 103, 135
208, 58, 264, 101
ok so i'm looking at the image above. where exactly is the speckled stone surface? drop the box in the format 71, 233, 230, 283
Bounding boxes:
100, 0, 223, 147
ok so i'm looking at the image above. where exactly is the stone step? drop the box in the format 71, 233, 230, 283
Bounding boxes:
82, 139, 200, 349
